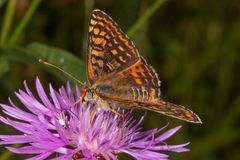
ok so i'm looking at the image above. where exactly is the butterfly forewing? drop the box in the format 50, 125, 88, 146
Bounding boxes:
87, 9, 140, 85
87, 9, 202, 124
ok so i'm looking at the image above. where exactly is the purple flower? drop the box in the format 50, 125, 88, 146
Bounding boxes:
0, 78, 189, 160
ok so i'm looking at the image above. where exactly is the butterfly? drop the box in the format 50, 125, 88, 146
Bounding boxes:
82, 9, 202, 124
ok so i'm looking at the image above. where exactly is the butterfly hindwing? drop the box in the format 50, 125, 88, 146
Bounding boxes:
94, 57, 161, 101
137, 99, 202, 123
94, 58, 201, 123
97, 94, 201, 123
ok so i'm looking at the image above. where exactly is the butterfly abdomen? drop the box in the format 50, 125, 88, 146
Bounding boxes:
94, 85, 133, 99
94, 84, 155, 102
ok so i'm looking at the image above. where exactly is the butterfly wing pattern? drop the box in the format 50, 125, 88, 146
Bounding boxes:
87, 9, 202, 124
87, 9, 139, 85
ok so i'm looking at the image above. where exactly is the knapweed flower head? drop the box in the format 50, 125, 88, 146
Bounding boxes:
0, 78, 189, 160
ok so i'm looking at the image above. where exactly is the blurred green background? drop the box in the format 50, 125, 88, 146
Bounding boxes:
0, 0, 239, 159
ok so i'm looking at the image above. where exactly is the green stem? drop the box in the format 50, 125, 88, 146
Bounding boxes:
127, 0, 166, 37
0, 0, 17, 45
8, 0, 42, 45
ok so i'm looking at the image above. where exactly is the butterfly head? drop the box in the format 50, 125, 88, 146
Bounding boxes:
81, 85, 98, 104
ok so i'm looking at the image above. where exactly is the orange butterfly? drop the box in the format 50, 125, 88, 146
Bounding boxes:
82, 9, 201, 123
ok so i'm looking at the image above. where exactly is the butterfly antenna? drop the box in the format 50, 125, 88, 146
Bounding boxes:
39, 59, 84, 86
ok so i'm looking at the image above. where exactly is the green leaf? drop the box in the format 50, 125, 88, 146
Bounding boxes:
126, 0, 167, 37
0, 0, 17, 45
26, 42, 87, 83
8, 0, 42, 45
0, 42, 86, 83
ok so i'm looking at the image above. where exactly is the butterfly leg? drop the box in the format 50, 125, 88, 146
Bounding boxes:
70, 97, 83, 108
70, 87, 89, 108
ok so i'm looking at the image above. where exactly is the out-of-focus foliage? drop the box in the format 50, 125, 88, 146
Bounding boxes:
0, 0, 239, 160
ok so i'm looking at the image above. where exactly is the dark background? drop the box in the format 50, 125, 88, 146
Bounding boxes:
0, 0, 239, 159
